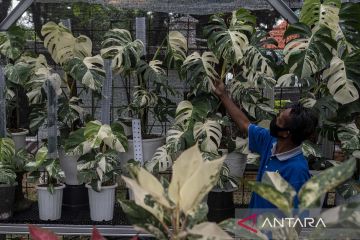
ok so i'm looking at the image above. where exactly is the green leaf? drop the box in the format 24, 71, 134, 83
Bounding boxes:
0, 26, 26, 61
119, 200, 167, 240
193, 119, 222, 154
0, 168, 16, 185
244, 172, 295, 215
337, 123, 360, 151
0, 138, 15, 167
41, 22, 92, 65
302, 140, 323, 158
164, 31, 187, 69
300, 0, 341, 29
204, 15, 249, 64
298, 157, 356, 211
284, 24, 336, 79
338, 3, 360, 52
101, 28, 144, 72
66, 120, 127, 155
63, 55, 104, 91
182, 51, 219, 93
323, 56, 359, 104
145, 145, 172, 172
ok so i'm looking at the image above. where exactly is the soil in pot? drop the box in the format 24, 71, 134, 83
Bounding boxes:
207, 191, 235, 223
0, 184, 17, 220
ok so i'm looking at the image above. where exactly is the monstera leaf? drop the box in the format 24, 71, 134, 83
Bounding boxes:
298, 157, 356, 211
65, 120, 128, 155
137, 59, 166, 83
26, 68, 62, 105
323, 56, 359, 104
41, 22, 92, 65
228, 81, 274, 119
174, 99, 214, 129
164, 31, 187, 69
204, 15, 249, 64
182, 51, 219, 92
241, 48, 275, 88
101, 28, 144, 72
193, 120, 222, 154
300, 0, 341, 29
0, 26, 26, 61
166, 125, 187, 153
132, 88, 158, 109
284, 23, 336, 79
63, 55, 104, 91
145, 145, 172, 172
338, 3, 360, 51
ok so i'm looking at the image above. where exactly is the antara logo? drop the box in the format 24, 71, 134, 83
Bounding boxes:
237, 214, 326, 233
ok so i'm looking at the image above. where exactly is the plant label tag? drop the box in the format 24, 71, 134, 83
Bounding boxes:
132, 119, 143, 164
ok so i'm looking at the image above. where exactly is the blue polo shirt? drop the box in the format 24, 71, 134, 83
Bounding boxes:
248, 124, 311, 209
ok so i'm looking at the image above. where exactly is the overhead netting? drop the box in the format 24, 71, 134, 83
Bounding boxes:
35, 0, 304, 14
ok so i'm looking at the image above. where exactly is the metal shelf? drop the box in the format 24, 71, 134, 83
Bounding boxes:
0, 203, 150, 236
0, 224, 151, 236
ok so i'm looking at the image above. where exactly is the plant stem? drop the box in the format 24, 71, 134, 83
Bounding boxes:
152, 37, 167, 61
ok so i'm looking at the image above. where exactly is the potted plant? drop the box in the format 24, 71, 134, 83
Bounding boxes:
100, 28, 179, 163
0, 26, 31, 149
24, 21, 105, 208
120, 143, 232, 239
25, 146, 65, 220
276, 0, 360, 211
0, 138, 18, 220
144, 9, 276, 222
65, 120, 128, 221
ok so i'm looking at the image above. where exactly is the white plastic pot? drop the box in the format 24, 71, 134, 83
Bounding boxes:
86, 183, 117, 221
219, 149, 247, 178
59, 148, 80, 185
119, 136, 165, 164
10, 129, 29, 150
36, 183, 65, 220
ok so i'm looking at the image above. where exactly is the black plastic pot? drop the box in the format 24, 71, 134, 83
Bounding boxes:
62, 184, 89, 210
14, 172, 33, 212
0, 184, 16, 220
207, 191, 235, 223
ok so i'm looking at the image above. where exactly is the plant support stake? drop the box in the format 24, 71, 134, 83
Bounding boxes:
101, 59, 112, 125
47, 80, 58, 159
0, 66, 6, 137
135, 17, 146, 56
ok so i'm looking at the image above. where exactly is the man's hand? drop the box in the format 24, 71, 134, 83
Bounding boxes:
212, 80, 226, 98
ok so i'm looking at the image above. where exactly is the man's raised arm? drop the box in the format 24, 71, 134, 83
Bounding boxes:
213, 80, 250, 134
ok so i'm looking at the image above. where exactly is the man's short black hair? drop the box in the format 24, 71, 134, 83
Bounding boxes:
285, 103, 318, 146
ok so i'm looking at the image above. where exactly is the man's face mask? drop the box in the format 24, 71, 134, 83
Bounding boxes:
270, 117, 290, 138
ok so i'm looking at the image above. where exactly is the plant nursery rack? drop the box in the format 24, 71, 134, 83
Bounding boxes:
0, 203, 150, 236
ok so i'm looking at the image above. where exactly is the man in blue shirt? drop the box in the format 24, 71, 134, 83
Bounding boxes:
213, 80, 318, 208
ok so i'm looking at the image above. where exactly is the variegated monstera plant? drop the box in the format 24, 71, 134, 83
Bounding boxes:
276, 0, 360, 202
144, 9, 277, 189
64, 120, 128, 191
26, 21, 105, 141
100, 28, 178, 136
121, 143, 233, 240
